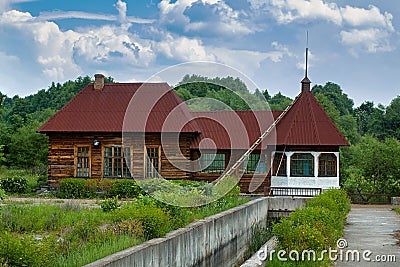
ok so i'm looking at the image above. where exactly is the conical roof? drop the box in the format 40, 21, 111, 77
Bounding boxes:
273, 90, 349, 146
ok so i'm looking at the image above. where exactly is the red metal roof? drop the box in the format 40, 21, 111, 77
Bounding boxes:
190, 110, 281, 149
38, 81, 349, 148
269, 91, 350, 146
37, 83, 199, 133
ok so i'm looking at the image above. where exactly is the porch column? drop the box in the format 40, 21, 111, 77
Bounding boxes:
312, 152, 320, 178
286, 151, 293, 177
334, 152, 340, 179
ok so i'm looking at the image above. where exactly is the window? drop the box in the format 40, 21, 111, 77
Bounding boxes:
319, 153, 337, 177
246, 154, 268, 174
146, 147, 160, 178
198, 153, 226, 174
104, 146, 132, 177
77, 146, 90, 177
272, 153, 287, 176
290, 153, 314, 177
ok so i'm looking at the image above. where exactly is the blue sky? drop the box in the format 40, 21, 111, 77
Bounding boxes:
0, 0, 399, 107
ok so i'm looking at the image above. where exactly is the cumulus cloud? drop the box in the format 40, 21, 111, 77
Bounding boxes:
340, 28, 392, 54
159, 0, 255, 36
114, 0, 127, 22
247, 0, 395, 54
340, 5, 394, 30
156, 33, 216, 61
208, 41, 295, 75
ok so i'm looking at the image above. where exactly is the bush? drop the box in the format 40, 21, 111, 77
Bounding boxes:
138, 178, 179, 194
103, 219, 144, 238
100, 196, 121, 212
0, 184, 6, 200
0, 177, 28, 193
110, 179, 143, 198
272, 189, 351, 260
114, 203, 172, 239
0, 231, 57, 267
58, 178, 88, 198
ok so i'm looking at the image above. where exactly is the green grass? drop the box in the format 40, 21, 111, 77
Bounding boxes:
0, 185, 248, 267
393, 208, 400, 215
53, 235, 142, 267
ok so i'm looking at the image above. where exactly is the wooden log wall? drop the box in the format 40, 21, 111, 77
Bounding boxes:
47, 132, 193, 183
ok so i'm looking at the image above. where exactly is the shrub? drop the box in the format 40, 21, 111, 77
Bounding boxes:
0, 184, 6, 200
138, 178, 179, 194
0, 177, 28, 193
58, 178, 88, 198
103, 219, 144, 238
0, 231, 57, 267
114, 203, 172, 239
110, 179, 143, 198
307, 188, 350, 217
84, 179, 99, 198
97, 179, 113, 195
100, 196, 121, 212
214, 176, 240, 199
272, 189, 351, 262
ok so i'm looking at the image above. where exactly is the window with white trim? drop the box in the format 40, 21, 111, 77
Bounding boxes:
290, 153, 314, 177
318, 153, 337, 177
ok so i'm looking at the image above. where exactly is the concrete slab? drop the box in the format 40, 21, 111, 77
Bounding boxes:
335, 205, 400, 267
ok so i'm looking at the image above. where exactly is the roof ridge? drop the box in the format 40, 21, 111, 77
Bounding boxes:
307, 92, 320, 145
280, 94, 302, 145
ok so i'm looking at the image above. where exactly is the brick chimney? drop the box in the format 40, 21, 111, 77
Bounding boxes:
94, 74, 105, 91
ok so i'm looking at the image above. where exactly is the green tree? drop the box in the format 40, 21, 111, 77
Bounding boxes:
337, 115, 361, 145
268, 92, 293, 110
342, 135, 400, 196
312, 82, 354, 115
354, 101, 385, 139
314, 93, 340, 124
384, 96, 400, 140
0, 145, 5, 163
8, 121, 48, 169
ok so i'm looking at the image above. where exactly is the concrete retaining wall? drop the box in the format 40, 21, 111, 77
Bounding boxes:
84, 197, 270, 267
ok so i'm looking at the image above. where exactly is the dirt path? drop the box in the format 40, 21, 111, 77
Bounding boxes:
2, 196, 101, 208
335, 205, 400, 266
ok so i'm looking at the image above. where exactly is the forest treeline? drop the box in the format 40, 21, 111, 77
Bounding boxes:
0, 74, 399, 195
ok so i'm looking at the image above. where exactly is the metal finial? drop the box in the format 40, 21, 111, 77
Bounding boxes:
305, 31, 309, 78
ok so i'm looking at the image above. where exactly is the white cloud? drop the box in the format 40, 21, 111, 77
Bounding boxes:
249, 0, 342, 25
248, 0, 394, 30
340, 5, 394, 31
159, 0, 254, 36
208, 41, 295, 75
248, 0, 395, 54
156, 33, 216, 61
114, 0, 127, 23
73, 26, 155, 66
38, 11, 155, 24
340, 28, 392, 54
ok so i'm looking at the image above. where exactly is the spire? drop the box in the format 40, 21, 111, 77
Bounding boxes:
301, 31, 311, 92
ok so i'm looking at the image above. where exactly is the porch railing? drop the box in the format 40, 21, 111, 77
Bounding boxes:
264, 187, 322, 197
